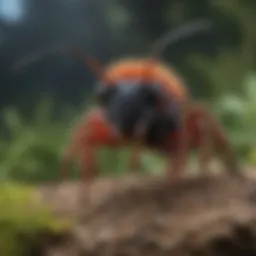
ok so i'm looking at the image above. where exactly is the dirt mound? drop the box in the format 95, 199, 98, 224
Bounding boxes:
40, 174, 256, 256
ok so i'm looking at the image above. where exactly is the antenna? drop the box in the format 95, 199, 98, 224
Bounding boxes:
151, 19, 212, 59
12, 44, 105, 79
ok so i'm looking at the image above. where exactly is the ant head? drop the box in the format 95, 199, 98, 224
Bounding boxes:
96, 76, 169, 138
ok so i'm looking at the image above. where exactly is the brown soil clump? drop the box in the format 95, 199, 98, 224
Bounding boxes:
39, 174, 256, 256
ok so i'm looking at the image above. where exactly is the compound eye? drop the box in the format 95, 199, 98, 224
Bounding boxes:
95, 82, 117, 106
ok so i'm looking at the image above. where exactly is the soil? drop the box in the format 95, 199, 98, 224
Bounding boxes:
37, 172, 256, 256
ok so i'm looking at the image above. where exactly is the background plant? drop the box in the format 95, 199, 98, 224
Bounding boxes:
0, 74, 255, 184
0, 182, 72, 256
213, 73, 256, 162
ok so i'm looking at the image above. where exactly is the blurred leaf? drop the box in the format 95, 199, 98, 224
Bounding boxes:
214, 72, 256, 158
2, 107, 24, 139
34, 98, 54, 127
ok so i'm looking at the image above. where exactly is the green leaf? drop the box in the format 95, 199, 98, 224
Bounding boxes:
2, 108, 24, 139
34, 98, 54, 126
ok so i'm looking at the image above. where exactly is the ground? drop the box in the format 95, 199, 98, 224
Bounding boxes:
35, 169, 256, 256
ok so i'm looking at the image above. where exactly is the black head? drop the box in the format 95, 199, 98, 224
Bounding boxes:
96, 80, 179, 139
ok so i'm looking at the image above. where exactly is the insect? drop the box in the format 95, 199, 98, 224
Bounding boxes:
13, 20, 241, 201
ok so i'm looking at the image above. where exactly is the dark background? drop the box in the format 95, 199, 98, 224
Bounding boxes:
0, 0, 255, 113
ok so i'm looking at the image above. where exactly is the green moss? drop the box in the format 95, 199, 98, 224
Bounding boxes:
248, 148, 256, 167
0, 183, 73, 256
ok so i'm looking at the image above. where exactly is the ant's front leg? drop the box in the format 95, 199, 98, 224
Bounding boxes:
184, 104, 217, 176
127, 145, 145, 173
60, 108, 123, 205
197, 123, 213, 175
165, 117, 190, 182
193, 113, 213, 175
188, 103, 241, 177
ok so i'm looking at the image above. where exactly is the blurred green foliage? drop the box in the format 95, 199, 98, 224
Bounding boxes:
0, 182, 72, 255
0, 100, 69, 182
0, 73, 255, 183
213, 73, 256, 162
